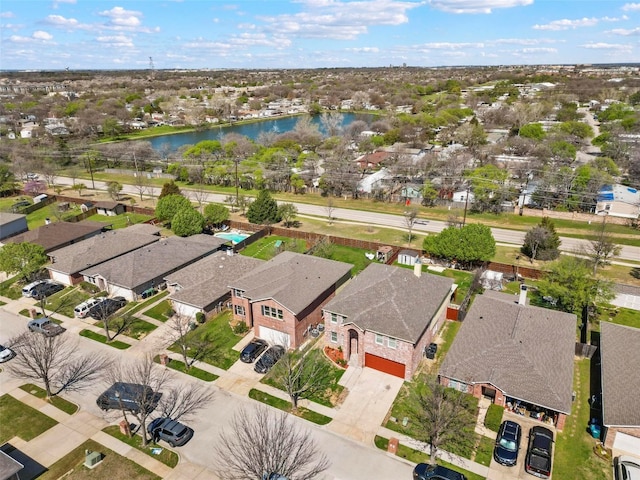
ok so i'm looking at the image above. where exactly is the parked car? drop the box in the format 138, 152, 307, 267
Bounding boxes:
74, 297, 106, 318
494, 420, 522, 466
96, 382, 161, 414
22, 280, 47, 297
147, 417, 194, 447
27, 317, 66, 337
31, 281, 64, 300
0, 344, 16, 363
240, 338, 268, 363
89, 296, 127, 320
525, 425, 554, 478
425, 342, 438, 360
616, 455, 640, 480
254, 345, 285, 374
413, 463, 467, 480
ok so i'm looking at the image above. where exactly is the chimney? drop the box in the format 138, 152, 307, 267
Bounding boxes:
518, 284, 528, 306
414, 258, 422, 278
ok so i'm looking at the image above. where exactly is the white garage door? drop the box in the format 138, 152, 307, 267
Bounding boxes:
259, 326, 290, 348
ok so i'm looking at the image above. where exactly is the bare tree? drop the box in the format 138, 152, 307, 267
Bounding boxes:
8, 331, 108, 398
271, 349, 334, 410
404, 207, 418, 245
407, 375, 476, 465
325, 198, 335, 225
164, 312, 219, 370
584, 218, 622, 274
132, 170, 151, 201
157, 382, 215, 422
215, 405, 330, 480
91, 300, 139, 343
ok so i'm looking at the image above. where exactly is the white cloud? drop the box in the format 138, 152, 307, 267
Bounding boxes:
33, 30, 53, 40
491, 37, 559, 46
608, 27, 640, 35
0, 11, 15, 18
418, 41, 484, 49
44, 14, 83, 29
580, 42, 632, 50
533, 17, 599, 30
257, 0, 421, 40
99, 6, 142, 28
622, 3, 640, 11
345, 46, 380, 52
520, 47, 557, 54
601, 15, 628, 22
53, 0, 77, 8
427, 0, 532, 14
96, 34, 135, 48
9, 31, 55, 44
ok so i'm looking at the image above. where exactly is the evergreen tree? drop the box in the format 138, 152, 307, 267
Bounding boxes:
159, 180, 182, 199
155, 194, 192, 224
521, 217, 560, 261
172, 207, 205, 237
246, 190, 281, 225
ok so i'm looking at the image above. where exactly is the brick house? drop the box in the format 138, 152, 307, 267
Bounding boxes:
322, 262, 455, 380
439, 288, 576, 431
600, 322, 640, 458
229, 251, 352, 348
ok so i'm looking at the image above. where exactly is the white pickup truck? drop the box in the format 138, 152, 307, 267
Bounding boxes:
27, 318, 66, 337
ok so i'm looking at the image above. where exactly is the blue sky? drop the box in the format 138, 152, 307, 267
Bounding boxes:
1, 0, 639, 70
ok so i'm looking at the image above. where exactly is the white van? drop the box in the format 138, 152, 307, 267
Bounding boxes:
22, 280, 47, 298
74, 297, 106, 318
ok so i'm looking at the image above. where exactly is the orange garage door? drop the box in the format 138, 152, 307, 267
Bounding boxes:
364, 353, 406, 378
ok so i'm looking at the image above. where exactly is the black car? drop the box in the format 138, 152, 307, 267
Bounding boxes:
147, 417, 194, 447
89, 296, 127, 319
31, 281, 64, 300
425, 342, 438, 360
96, 382, 161, 414
413, 463, 467, 480
254, 345, 285, 374
240, 338, 269, 363
494, 420, 522, 466
525, 425, 553, 478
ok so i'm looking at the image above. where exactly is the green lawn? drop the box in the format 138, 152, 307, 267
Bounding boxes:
318, 244, 372, 275
248, 389, 332, 425
109, 317, 157, 340
85, 212, 153, 229
19, 384, 78, 415
553, 359, 612, 480
102, 426, 178, 468
598, 305, 640, 329
154, 356, 218, 382
46, 287, 90, 318
124, 291, 169, 315
436, 320, 462, 367
79, 329, 131, 349
0, 275, 24, 300
240, 235, 308, 260
0, 394, 58, 443
168, 310, 243, 370
484, 404, 504, 432
474, 435, 494, 467
143, 300, 172, 322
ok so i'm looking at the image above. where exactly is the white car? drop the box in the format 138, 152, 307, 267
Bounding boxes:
617, 456, 640, 480
0, 345, 16, 363
74, 297, 106, 318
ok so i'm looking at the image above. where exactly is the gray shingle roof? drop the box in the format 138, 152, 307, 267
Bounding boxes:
80, 235, 226, 289
166, 251, 264, 309
439, 293, 576, 414
4, 221, 105, 253
47, 229, 160, 275
323, 263, 454, 343
230, 251, 353, 315
600, 322, 640, 427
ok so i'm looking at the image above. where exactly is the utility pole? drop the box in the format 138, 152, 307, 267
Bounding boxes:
462, 186, 470, 228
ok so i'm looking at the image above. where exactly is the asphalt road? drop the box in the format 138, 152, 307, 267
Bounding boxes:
53, 176, 640, 264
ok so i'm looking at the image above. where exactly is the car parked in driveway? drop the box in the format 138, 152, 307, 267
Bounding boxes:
0, 344, 16, 363
494, 420, 522, 466
31, 281, 64, 300
240, 338, 268, 363
413, 463, 467, 480
22, 280, 47, 297
88, 296, 127, 320
148, 417, 194, 447
254, 345, 285, 374
74, 297, 106, 318
525, 425, 554, 478
616, 455, 640, 480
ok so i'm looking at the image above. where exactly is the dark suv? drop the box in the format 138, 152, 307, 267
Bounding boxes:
96, 382, 161, 414
240, 338, 268, 363
254, 345, 285, 374
147, 417, 194, 447
413, 463, 467, 480
525, 426, 553, 478
494, 420, 522, 466
89, 296, 127, 319
31, 281, 64, 300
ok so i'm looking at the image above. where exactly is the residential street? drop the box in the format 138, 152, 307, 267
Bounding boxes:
53, 176, 640, 264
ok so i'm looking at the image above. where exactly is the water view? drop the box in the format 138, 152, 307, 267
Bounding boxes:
147, 112, 375, 151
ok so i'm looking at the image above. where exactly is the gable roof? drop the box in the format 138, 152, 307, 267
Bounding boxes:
439, 292, 576, 414
80, 234, 226, 289
230, 251, 352, 315
600, 322, 640, 427
166, 251, 264, 309
4, 220, 105, 253
47, 228, 161, 275
323, 263, 454, 343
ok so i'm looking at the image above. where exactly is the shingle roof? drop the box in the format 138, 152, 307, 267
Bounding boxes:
600, 322, 640, 427
439, 293, 576, 414
47, 228, 160, 275
230, 251, 353, 315
4, 221, 105, 253
80, 235, 226, 289
0, 212, 26, 225
323, 263, 454, 343
166, 251, 264, 309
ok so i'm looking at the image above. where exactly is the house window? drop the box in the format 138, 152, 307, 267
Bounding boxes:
375, 334, 384, 345
388, 337, 397, 349
234, 305, 245, 316
261, 305, 284, 320
330, 313, 338, 324
330, 331, 338, 343
233, 289, 244, 298
448, 379, 468, 392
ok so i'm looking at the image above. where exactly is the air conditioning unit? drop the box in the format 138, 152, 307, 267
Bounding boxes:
84, 450, 103, 469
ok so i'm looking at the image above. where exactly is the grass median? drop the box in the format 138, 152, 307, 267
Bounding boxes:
19, 383, 78, 415
102, 426, 179, 468
153, 355, 218, 382
79, 329, 131, 350
248, 388, 332, 426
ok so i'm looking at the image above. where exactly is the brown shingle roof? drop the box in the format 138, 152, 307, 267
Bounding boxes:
166, 252, 264, 309
439, 293, 576, 414
323, 263, 454, 343
230, 251, 352, 315
600, 322, 640, 427
4, 221, 105, 253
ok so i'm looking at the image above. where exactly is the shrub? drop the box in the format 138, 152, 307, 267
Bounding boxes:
232, 321, 249, 334
484, 404, 504, 432
195, 312, 206, 324
80, 281, 101, 294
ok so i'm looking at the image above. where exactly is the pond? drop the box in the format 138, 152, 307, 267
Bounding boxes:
147, 112, 377, 151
